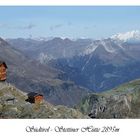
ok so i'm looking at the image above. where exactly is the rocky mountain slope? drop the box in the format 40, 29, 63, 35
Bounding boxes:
0, 82, 87, 119
0, 37, 90, 107
77, 78, 140, 118
1, 78, 140, 119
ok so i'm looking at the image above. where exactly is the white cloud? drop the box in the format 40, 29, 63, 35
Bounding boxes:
49, 24, 63, 31
0, 23, 36, 30
0, 23, 9, 28
19, 24, 36, 30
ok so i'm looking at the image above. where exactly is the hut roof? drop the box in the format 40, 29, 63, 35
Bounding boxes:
27, 92, 43, 97
0, 61, 7, 68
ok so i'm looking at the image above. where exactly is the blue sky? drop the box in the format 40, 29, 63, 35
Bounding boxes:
0, 6, 140, 39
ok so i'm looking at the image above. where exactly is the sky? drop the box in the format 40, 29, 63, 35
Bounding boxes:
0, 6, 140, 39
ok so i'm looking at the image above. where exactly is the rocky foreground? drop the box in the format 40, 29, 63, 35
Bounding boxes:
1, 78, 140, 119
0, 82, 87, 119
77, 79, 140, 118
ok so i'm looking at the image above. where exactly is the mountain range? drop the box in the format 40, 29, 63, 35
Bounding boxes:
7, 30, 140, 92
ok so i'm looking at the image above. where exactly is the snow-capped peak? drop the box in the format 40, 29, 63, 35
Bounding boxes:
30, 37, 55, 42
82, 39, 119, 55
111, 30, 140, 43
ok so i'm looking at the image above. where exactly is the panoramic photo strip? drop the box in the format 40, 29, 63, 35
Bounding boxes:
0, 6, 140, 118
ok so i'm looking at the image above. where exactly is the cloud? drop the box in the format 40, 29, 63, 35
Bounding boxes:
49, 24, 63, 31
67, 22, 72, 26
19, 24, 36, 30
84, 26, 89, 30
83, 25, 97, 30
49, 22, 73, 31
0, 23, 36, 30
0, 23, 9, 28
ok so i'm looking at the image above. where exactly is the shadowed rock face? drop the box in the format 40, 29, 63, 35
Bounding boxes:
77, 79, 140, 118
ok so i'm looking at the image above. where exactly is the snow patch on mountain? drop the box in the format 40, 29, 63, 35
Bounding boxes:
82, 42, 98, 55
100, 40, 116, 53
111, 30, 140, 43
82, 40, 118, 55
33, 37, 54, 41
38, 53, 54, 63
